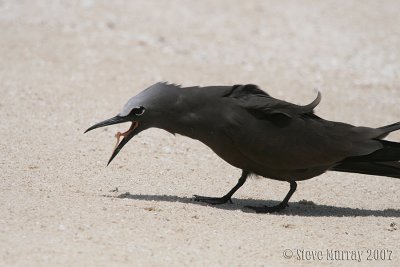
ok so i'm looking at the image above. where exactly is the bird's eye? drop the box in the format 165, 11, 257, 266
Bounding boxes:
131, 106, 145, 116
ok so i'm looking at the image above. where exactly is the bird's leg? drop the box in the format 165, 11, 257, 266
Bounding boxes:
193, 170, 249, 205
245, 181, 297, 213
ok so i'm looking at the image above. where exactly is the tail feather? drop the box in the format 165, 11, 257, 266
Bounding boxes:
343, 140, 400, 162
377, 121, 400, 138
332, 161, 400, 178
332, 138, 400, 178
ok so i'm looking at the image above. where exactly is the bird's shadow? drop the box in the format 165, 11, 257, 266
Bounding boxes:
102, 193, 400, 217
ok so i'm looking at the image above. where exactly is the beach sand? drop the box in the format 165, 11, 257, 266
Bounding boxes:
1, 1, 399, 266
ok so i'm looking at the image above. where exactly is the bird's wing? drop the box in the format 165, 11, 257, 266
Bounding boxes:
224, 84, 321, 119
221, 85, 384, 170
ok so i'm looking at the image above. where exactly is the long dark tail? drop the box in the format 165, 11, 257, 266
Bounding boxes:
332, 140, 400, 178
332, 121, 400, 178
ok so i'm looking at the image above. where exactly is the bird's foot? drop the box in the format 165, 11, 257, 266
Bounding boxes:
244, 202, 289, 213
193, 195, 233, 205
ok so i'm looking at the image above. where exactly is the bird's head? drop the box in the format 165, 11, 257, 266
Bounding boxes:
85, 82, 180, 165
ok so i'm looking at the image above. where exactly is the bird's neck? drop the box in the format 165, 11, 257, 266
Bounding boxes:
155, 87, 208, 139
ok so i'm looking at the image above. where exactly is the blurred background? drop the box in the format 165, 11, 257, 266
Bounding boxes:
2, 1, 400, 121
1, 1, 399, 266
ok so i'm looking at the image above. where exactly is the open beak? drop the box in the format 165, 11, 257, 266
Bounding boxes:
85, 115, 139, 166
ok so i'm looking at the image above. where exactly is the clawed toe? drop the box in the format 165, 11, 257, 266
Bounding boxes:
193, 195, 232, 205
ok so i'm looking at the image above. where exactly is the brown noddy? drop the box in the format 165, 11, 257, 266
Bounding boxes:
85, 83, 400, 213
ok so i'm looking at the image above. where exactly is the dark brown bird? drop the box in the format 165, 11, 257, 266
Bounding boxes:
85, 83, 400, 213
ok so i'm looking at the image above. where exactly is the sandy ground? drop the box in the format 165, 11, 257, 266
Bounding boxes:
1, 0, 400, 266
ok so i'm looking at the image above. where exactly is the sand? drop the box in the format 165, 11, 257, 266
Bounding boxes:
1, 0, 399, 266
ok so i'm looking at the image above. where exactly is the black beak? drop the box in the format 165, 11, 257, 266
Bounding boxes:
84, 115, 127, 133
107, 126, 136, 166
85, 115, 139, 166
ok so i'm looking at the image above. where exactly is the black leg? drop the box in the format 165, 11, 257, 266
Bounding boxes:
245, 181, 297, 213
194, 170, 249, 205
